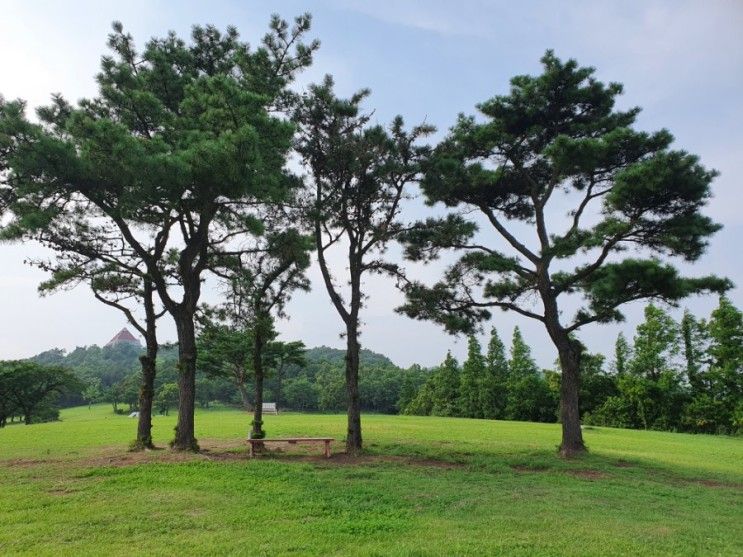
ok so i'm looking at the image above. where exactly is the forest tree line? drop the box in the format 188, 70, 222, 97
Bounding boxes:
404, 298, 743, 436
3, 295, 740, 436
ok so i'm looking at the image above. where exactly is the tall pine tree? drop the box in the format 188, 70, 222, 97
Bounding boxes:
398, 52, 728, 455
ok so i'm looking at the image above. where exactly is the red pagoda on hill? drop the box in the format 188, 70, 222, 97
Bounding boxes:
105, 327, 141, 348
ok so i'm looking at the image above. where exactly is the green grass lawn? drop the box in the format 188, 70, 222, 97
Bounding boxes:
1, 405, 741, 556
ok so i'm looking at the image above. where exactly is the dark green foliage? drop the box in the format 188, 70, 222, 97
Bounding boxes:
481, 328, 508, 418
405, 352, 460, 417
0, 361, 81, 425
156, 383, 179, 416
686, 297, 743, 433
584, 300, 742, 435
459, 336, 485, 418
577, 353, 617, 416
505, 328, 556, 423
197, 320, 258, 410
405, 329, 558, 424
613, 332, 631, 375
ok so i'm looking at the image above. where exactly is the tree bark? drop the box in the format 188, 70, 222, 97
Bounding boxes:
539, 277, 586, 457
555, 334, 586, 457
135, 351, 157, 449
134, 283, 158, 450
172, 310, 198, 451
250, 326, 266, 447
345, 319, 362, 455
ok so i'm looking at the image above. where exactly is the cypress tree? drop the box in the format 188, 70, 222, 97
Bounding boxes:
506, 327, 551, 421
460, 336, 486, 418
481, 327, 508, 419
432, 352, 460, 417
706, 297, 743, 432
613, 333, 631, 375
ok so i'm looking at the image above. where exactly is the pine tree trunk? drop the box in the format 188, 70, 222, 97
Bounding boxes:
556, 335, 586, 457
134, 284, 158, 450
172, 310, 198, 451
250, 329, 266, 441
345, 319, 362, 455
135, 350, 157, 449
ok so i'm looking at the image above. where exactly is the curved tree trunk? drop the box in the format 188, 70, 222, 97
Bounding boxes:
555, 334, 586, 457
542, 289, 586, 457
172, 310, 198, 451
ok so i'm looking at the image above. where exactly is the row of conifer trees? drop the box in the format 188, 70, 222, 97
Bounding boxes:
403, 297, 742, 435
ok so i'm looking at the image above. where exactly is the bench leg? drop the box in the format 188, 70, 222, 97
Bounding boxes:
324, 440, 331, 458
249, 442, 254, 458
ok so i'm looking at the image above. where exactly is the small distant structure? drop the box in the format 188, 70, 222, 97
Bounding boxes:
262, 402, 278, 415
105, 327, 141, 348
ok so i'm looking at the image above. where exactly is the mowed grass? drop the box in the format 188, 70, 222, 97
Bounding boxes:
0, 405, 741, 556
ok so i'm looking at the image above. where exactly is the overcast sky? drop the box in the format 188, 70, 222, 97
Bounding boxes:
1, 0, 741, 368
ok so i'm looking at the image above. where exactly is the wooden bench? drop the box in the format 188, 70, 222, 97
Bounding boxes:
262, 402, 278, 414
247, 437, 334, 458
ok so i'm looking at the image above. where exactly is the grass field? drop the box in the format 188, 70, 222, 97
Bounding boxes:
0, 405, 741, 556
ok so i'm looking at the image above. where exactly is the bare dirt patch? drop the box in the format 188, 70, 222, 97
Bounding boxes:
2, 458, 59, 468
692, 478, 743, 490
26, 439, 467, 472
255, 451, 464, 469
566, 469, 610, 480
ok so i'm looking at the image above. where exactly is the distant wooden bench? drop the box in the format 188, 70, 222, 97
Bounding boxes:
247, 437, 334, 458
262, 402, 278, 414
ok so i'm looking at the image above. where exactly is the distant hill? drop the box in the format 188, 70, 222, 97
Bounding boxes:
31, 342, 398, 386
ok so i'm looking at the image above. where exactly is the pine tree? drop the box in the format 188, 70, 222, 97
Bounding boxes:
481, 327, 508, 419
460, 336, 485, 418
397, 52, 728, 455
294, 78, 433, 453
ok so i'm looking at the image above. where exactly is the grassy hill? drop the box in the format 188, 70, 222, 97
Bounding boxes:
1, 406, 741, 556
